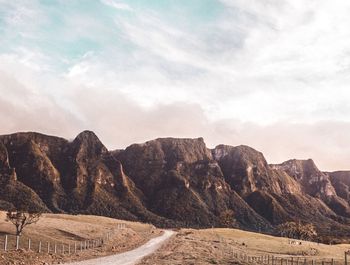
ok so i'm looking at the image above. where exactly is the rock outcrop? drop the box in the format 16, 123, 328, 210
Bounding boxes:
1, 131, 350, 237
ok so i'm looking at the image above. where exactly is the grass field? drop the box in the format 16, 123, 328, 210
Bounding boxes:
0, 211, 160, 265
2, 211, 349, 265
140, 228, 350, 265
213, 228, 350, 261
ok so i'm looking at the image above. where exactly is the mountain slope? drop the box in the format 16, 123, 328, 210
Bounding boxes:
1, 131, 350, 237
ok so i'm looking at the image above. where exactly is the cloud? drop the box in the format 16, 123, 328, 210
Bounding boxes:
0, 0, 350, 171
100, 0, 133, 11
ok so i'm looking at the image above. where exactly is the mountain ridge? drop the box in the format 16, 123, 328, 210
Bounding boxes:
1, 130, 350, 238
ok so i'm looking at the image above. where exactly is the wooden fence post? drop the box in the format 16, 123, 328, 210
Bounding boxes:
54, 243, 57, 254
62, 244, 65, 254
16, 236, 20, 250
47, 242, 50, 253
28, 238, 31, 251
4, 235, 7, 251
68, 244, 71, 254
74, 242, 77, 253
38, 241, 42, 253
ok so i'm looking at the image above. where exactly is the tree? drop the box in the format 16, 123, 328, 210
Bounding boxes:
5, 210, 42, 236
277, 221, 317, 241
219, 210, 237, 228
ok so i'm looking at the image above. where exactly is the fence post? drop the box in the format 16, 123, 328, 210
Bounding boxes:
28, 238, 31, 251
38, 241, 42, 253
4, 235, 8, 251
62, 244, 65, 254
68, 244, 71, 254
54, 243, 57, 254
16, 236, 20, 250
74, 242, 77, 253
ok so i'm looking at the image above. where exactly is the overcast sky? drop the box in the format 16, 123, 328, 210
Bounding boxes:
0, 0, 349, 171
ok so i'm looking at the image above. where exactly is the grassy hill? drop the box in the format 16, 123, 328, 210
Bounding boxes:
141, 228, 350, 265
0, 211, 159, 265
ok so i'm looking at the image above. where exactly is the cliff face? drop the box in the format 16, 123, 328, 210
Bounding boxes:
213, 145, 302, 196
0, 131, 157, 223
271, 159, 336, 198
329, 171, 350, 201
1, 131, 350, 236
0, 138, 48, 212
115, 138, 268, 228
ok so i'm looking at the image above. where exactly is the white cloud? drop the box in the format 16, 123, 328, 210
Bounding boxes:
0, 0, 350, 170
100, 0, 133, 11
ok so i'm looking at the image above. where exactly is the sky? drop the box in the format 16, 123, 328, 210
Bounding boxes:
0, 0, 350, 171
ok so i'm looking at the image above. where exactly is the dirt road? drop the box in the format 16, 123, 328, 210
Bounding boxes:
65, 230, 175, 265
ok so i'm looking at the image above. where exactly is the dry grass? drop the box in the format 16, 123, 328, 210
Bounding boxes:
140, 228, 350, 265
0, 211, 160, 265
211, 228, 350, 261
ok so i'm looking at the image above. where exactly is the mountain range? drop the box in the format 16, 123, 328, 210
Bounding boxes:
1, 131, 350, 238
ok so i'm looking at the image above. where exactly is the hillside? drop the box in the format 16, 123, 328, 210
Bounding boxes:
1, 131, 350, 238
0, 211, 159, 265
140, 228, 350, 265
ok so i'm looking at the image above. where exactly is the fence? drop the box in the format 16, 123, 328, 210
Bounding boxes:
0, 222, 127, 254
232, 252, 339, 265
212, 230, 346, 265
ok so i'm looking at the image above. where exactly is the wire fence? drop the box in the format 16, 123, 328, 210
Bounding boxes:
232, 252, 339, 265
212, 231, 347, 265
0, 223, 126, 255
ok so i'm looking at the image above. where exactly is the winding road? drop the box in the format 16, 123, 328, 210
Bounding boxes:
65, 230, 175, 265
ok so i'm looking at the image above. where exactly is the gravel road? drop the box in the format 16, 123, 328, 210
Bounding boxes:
65, 230, 175, 265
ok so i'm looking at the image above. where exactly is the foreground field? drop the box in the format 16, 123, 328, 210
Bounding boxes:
140, 228, 350, 265
2, 211, 350, 265
0, 211, 160, 265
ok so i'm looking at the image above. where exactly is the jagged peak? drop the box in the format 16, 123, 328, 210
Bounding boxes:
273, 158, 337, 197
273, 158, 320, 175
213, 144, 267, 166
72, 130, 108, 155
74, 130, 100, 141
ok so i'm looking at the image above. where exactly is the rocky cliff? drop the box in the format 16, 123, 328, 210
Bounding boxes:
1, 131, 350, 237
